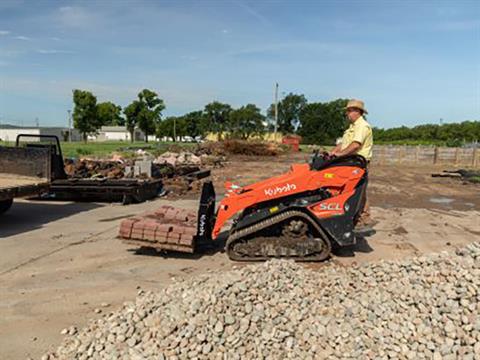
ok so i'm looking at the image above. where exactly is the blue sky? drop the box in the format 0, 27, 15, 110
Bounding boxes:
0, 0, 479, 128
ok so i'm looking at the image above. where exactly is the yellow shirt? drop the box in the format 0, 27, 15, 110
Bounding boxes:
341, 116, 373, 161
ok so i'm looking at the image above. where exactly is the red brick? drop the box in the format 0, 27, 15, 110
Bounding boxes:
143, 221, 158, 231
181, 227, 197, 236
167, 232, 181, 244
119, 221, 134, 238
179, 234, 194, 246
154, 205, 173, 215
133, 221, 146, 230
155, 231, 169, 242
175, 213, 188, 222
164, 208, 179, 219
143, 229, 156, 241
157, 224, 173, 232
130, 230, 144, 239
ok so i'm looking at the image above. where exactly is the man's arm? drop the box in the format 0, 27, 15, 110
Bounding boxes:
330, 143, 342, 155
333, 141, 361, 157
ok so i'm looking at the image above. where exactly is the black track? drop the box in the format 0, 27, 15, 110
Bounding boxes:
226, 210, 332, 262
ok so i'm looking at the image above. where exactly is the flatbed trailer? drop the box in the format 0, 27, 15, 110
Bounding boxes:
0, 144, 52, 213
48, 177, 163, 204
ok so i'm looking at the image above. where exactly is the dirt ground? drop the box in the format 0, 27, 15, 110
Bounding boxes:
1, 153, 479, 359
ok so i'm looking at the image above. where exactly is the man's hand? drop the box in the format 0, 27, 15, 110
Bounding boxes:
329, 144, 342, 157
334, 141, 361, 157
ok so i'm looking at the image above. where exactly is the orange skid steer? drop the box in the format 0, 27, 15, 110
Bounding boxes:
118, 154, 369, 261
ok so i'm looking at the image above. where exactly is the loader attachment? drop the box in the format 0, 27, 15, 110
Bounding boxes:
196, 181, 216, 247
118, 181, 216, 254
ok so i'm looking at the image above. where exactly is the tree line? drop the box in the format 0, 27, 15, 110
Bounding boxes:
73, 89, 478, 146
72, 88, 351, 144
72, 89, 267, 143
373, 121, 480, 147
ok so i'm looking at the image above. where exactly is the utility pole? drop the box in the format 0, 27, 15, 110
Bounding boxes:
35, 117, 39, 127
274, 82, 279, 140
68, 110, 72, 142
173, 117, 177, 142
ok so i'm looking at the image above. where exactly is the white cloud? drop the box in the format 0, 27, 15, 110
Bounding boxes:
15, 35, 31, 41
0, 30, 10, 36
57, 6, 99, 28
50, 37, 61, 41
37, 49, 75, 54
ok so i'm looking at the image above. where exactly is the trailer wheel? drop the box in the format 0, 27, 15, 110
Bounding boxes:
0, 199, 13, 214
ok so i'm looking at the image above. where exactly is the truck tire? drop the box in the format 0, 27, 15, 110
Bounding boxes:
0, 199, 13, 214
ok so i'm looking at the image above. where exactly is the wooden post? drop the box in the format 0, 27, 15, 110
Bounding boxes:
473, 147, 478, 168
415, 145, 420, 163
433, 146, 439, 165
454, 147, 460, 165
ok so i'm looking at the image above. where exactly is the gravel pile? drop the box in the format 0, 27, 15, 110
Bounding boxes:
46, 242, 480, 360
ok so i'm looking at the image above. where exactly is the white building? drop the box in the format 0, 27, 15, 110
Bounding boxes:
93, 126, 157, 142
0, 126, 82, 142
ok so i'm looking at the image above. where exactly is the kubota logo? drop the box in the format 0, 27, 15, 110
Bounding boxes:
319, 203, 342, 211
264, 183, 297, 197
198, 214, 206, 235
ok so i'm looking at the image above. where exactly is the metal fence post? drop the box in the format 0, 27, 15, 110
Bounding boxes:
433, 147, 439, 165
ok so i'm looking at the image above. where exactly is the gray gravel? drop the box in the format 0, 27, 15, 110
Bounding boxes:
46, 242, 480, 359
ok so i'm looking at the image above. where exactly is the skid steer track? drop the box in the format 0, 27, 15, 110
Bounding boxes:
226, 210, 332, 261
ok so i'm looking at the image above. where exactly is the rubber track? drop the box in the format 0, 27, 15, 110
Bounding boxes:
226, 210, 332, 262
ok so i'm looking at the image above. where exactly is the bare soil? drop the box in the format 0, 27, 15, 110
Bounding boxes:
0, 152, 479, 359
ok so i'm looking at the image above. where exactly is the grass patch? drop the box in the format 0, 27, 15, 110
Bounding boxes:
1, 140, 196, 158
468, 176, 480, 184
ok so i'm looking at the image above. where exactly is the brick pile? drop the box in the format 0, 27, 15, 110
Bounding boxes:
118, 205, 198, 253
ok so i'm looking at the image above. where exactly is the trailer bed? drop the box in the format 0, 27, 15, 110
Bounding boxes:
0, 146, 51, 202
48, 178, 163, 204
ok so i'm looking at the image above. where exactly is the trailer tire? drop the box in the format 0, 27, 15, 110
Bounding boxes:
0, 199, 13, 214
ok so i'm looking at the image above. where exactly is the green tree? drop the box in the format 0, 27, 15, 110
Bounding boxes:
203, 101, 232, 139
157, 116, 179, 142
298, 99, 348, 144
267, 93, 307, 134
72, 89, 99, 142
96, 101, 124, 126
123, 100, 142, 143
229, 104, 266, 139
373, 120, 480, 146
183, 110, 207, 140
137, 89, 165, 142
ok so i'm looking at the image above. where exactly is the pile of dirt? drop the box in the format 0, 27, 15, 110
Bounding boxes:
64, 159, 126, 179
198, 140, 289, 157
46, 242, 480, 359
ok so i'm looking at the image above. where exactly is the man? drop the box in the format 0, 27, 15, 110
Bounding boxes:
330, 99, 374, 229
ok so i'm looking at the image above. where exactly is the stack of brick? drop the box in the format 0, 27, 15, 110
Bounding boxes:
118, 205, 198, 253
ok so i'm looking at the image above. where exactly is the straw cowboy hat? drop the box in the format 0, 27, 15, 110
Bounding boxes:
345, 99, 368, 114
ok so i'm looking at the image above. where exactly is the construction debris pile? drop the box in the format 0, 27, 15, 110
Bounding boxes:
64, 151, 219, 180
61, 150, 219, 198
47, 242, 480, 359
64, 159, 126, 179
198, 140, 289, 157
